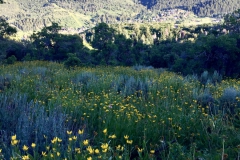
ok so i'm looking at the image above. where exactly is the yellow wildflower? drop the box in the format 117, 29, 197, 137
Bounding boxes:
137, 148, 143, 152
11, 139, 19, 146
22, 145, 28, 151
103, 128, 107, 134
31, 143, 36, 148
11, 134, 17, 140
69, 137, 73, 141
83, 139, 89, 146
72, 136, 77, 140
22, 155, 30, 160
87, 157, 92, 160
150, 150, 155, 154
109, 134, 117, 139
57, 152, 60, 156
116, 145, 121, 150
124, 135, 129, 139
75, 148, 81, 154
67, 130, 72, 135
126, 140, 133, 144
101, 143, 108, 149
78, 129, 84, 135
42, 152, 47, 156
51, 137, 58, 144
95, 149, 100, 154
87, 146, 94, 154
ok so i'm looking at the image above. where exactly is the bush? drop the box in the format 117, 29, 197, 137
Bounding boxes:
220, 87, 240, 114
64, 53, 81, 68
197, 90, 218, 115
6, 55, 17, 64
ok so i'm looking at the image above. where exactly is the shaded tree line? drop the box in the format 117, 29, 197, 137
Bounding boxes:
1, 10, 240, 78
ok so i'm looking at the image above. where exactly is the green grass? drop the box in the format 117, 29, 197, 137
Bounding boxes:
0, 61, 239, 159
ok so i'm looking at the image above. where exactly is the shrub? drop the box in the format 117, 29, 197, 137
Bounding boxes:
199, 71, 210, 85
64, 54, 81, 68
112, 75, 149, 98
0, 74, 12, 91
6, 55, 17, 64
220, 87, 240, 114
212, 70, 222, 84
197, 90, 218, 115
132, 65, 154, 71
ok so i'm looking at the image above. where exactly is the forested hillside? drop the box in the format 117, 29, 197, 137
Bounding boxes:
142, 0, 240, 17
0, 0, 239, 33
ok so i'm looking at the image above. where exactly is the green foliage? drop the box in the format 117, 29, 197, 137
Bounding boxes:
30, 23, 84, 61
0, 18, 17, 38
224, 9, 240, 33
6, 55, 17, 64
64, 53, 82, 68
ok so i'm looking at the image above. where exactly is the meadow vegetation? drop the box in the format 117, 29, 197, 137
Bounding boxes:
0, 61, 239, 159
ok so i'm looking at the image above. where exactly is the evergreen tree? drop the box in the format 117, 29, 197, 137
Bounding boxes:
0, 19, 17, 39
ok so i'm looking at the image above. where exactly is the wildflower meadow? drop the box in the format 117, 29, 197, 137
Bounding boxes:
0, 61, 239, 159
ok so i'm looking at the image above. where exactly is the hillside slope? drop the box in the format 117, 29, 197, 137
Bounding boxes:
0, 0, 238, 34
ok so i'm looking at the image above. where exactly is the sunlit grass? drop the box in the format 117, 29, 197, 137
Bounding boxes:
0, 61, 239, 159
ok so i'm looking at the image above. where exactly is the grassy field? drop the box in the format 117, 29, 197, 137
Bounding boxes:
0, 61, 239, 159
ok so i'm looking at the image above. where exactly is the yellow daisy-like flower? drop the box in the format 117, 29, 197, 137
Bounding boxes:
78, 129, 84, 135
72, 136, 77, 140
150, 150, 155, 154
101, 143, 108, 149
102, 149, 108, 153
31, 143, 36, 148
75, 148, 81, 154
95, 149, 100, 154
11, 134, 17, 140
22, 155, 30, 160
103, 128, 107, 134
42, 151, 47, 157
67, 130, 72, 135
87, 157, 92, 160
83, 139, 89, 146
126, 140, 133, 144
69, 137, 73, 141
87, 146, 94, 154
11, 139, 19, 146
57, 152, 60, 156
109, 134, 117, 139
22, 145, 29, 151
51, 137, 58, 144
124, 135, 129, 139
137, 148, 143, 152
116, 145, 121, 150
